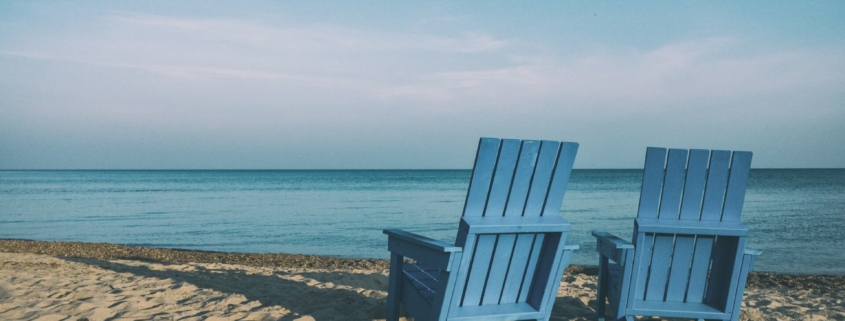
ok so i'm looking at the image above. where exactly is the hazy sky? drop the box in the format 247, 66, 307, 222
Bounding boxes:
1, 2, 843, 169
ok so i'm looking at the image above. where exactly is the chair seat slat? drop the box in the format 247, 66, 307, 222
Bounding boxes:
403, 263, 441, 303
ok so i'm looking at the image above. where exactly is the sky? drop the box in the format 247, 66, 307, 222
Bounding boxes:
1, 1, 843, 169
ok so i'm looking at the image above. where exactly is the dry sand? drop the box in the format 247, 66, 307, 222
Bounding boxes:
1, 240, 843, 321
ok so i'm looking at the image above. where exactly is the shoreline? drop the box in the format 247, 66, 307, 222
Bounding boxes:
2, 238, 843, 290
1, 239, 844, 320
0, 239, 845, 292
0, 238, 595, 275
0, 239, 597, 274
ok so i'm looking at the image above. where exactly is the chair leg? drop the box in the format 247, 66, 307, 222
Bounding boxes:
596, 256, 608, 321
386, 253, 403, 321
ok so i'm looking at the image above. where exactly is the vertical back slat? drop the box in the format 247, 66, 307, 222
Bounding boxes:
665, 236, 695, 301
721, 151, 752, 222
668, 149, 709, 303
450, 230, 478, 311
523, 141, 561, 217
462, 138, 502, 218
632, 233, 655, 300
704, 236, 740, 310
700, 150, 731, 221
487, 141, 542, 306
517, 234, 545, 303
526, 232, 565, 308
644, 234, 674, 301
483, 139, 522, 217
541, 142, 579, 216
660, 149, 692, 302
481, 234, 517, 305
503, 141, 541, 217
714, 237, 746, 314
462, 234, 497, 306
498, 234, 535, 304
679, 149, 710, 220
456, 138, 500, 247
637, 148, 667, 219
685, 236, 714, 303
658, 149, 688, 220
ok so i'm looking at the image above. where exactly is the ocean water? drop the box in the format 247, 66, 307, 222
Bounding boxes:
1, 169, 843, 275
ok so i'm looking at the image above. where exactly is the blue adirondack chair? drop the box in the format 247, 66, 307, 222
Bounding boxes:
383, 138, 580, 321
593, 147, 761, 321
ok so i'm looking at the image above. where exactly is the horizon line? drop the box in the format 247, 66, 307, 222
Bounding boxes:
2, 168, 843, 171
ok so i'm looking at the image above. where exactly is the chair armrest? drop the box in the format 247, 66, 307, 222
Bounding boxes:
744, 248, 762, 256
592, 231, 633, 264
384, 229, 462, 271
635, 218, 749, 236
459, 216, 571, 235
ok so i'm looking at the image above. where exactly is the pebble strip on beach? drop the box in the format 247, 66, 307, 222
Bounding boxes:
1, 239, 843, 294
0, 239, 389, 271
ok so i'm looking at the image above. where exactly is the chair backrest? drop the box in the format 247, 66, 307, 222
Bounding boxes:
632, 147, 752, 308
453, 138, 578, 307
637, 148, 752, 223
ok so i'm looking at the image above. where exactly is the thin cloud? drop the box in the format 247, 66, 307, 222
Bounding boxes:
0, 50, 314, 81
375, 37, 845, 115
110, 13, 507, 54
2, 13, 508, 89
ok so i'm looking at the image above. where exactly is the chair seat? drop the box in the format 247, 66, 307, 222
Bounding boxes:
403, 263, 441, 304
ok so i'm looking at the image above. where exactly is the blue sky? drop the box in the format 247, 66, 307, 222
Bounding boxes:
1, 1, 843, 169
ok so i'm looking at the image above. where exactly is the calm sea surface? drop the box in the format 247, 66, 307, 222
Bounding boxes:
1, 170, 843, 274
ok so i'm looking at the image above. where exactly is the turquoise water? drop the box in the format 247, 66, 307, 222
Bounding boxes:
1, 170, 843, 274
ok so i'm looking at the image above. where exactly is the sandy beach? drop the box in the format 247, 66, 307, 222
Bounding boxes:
1, 240, 843, 321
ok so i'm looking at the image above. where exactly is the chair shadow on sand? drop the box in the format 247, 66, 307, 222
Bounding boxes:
298, 271, 597, 320
61, 257, 388, 320
60, 257, 597, 321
